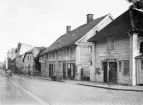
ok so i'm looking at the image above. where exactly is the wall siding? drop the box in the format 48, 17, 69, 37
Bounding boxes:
75, 15, 113, 81
79, 45, 92, 76
44, 46, 76, 78
95, 35, 130, 84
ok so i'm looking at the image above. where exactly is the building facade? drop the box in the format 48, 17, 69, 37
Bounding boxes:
15, 42, 34, 73
40, 14, 113, 81
23, 47, 44, 76
23, 52, 34, 75
88, 8, 143, 85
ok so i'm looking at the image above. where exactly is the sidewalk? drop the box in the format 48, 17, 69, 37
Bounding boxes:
63, 80, 143, 92
14, 74, 143, 92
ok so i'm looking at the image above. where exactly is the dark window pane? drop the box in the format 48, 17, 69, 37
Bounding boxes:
141, 60, 143, 70
123, 60, 129, 76
119, 62, 122, 72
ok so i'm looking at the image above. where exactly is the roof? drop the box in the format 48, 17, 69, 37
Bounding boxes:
23, 47, 44, 61
25, 49, 33, 54
41, 14, 108, 55
88, 8, 143, 42
135, 55, 143, 59
25, 47, 44, 54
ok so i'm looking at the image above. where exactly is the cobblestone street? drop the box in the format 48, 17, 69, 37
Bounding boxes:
9, 75, 143, 105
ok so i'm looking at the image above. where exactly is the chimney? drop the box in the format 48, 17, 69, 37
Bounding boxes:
86, 14, 94, 23
66, 26, 71, 33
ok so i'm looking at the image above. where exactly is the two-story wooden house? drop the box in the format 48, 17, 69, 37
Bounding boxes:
88, 8, 143, 85
40, 14, 113, 80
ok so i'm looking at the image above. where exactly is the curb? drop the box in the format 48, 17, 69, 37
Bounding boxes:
77, 83, 143, 92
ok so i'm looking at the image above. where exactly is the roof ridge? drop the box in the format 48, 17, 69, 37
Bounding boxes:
42, 14, 108, 54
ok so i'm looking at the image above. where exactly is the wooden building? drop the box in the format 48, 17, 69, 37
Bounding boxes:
40, 14, 113, 80
88, 8, 143, 85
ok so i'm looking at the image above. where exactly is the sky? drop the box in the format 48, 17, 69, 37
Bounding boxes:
0, 0, 130, 62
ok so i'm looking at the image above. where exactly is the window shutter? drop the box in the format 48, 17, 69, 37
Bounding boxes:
123, 60, 129, 76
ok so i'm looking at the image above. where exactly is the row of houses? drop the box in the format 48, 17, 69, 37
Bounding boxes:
39, 6, 143, 86
6, 4, 143, 86
6, 42, 45, 76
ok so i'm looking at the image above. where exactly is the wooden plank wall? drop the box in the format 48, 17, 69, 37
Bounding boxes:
95, 35, 130, 84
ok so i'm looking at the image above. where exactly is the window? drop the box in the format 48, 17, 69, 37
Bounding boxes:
118, 62, 122, 72
89, 46, 92, 53
64, 50, 66, 56
107, 37, 114, 50
59, 62, 61, 68
140, 41, 143, 54
27, 56, 29, 60
141, 60, 143, 70
123, 60, 129, 76
71, 48, 74, 54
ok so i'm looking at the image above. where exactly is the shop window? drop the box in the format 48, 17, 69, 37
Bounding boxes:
123, 60, 129, 76
107, 38, 114, 50
141, 60, 143, 70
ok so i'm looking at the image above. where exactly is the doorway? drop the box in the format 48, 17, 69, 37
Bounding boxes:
67, 63, 75, 80
63, 62, 66, 79
103, 61, 117, 84
103, 62, 108, 82
109, 62, 117, 83
49, 64, 53, 78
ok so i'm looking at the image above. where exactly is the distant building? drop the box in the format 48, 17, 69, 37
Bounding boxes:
15, 42, 34, 73
0, 62, 4, 68
23, 47, 45, 76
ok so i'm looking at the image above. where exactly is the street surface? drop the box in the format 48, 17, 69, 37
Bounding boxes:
0, 76, 46, 105
0, 74, 143, 105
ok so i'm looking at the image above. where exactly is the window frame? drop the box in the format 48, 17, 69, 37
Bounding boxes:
123, 60, 129, 76
107, 37, 115, 50
118, 61, 123, 73
141, 60, 143, 70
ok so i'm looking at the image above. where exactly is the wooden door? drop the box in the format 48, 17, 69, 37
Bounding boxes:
109, 62, 117, 83
49, 64, 53, 77
49, 64, 52, 77
71, 63, 75, 80
63, 62, 66, 79
68, 64, 71, 79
